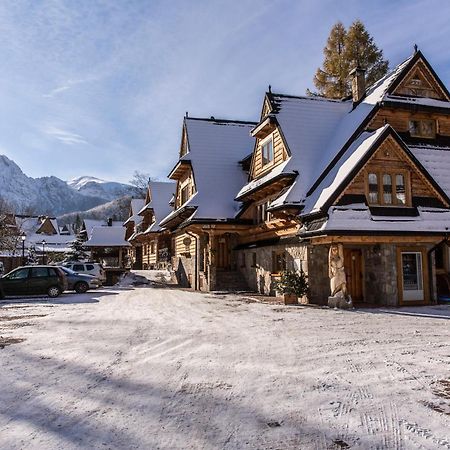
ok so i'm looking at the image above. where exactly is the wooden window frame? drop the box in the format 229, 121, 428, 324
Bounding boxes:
272, 250, 287, 275
180, 185, 190, 205
408, 119, 436, 138
260, 136, 274, 167
254, 199, 273, 225
365, 170, 411, 207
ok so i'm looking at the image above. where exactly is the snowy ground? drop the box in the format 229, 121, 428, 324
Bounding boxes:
0, 271, 449, 450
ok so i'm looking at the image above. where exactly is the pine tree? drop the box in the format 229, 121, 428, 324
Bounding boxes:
345, 20, 389, 89
64, 233, 88, 262
312, 20, 388, 99
313, 22, 349, 99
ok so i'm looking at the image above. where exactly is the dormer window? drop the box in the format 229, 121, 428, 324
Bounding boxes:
181, 185, 190, 205
409, 120, 435, 138
261, 137, 274, 166
366, 171, 410, 206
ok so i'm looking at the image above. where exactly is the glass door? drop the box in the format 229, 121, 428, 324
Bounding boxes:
401, 252, 424, 301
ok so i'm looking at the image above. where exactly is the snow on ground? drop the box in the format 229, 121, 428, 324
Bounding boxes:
0, 271, 449, 449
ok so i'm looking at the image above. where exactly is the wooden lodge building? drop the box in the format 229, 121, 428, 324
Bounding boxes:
130, 49, 450, 306
159, 116, 257, 290
125, 181, 174, 270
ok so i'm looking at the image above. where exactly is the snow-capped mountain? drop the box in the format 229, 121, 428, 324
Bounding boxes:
0, 155, 136, 215
58, 196, 132, 225
68, 176, 136, 201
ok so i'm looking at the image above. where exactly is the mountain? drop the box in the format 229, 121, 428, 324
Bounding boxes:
68, 176, 137, 201
57, 196, 133, 225
0, 155, 136, 216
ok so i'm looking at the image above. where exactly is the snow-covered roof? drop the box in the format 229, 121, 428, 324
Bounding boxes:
84, 226, 131, 247
123, 199, 145, 226
269, 54, 415, 210
14, 216, 74, 248
161, 118, 256, 224
304, 126, 389, 214
83, 219, 123, 239
383, 95, 450, 109
409, 145, 450, 198
141, 181, 175, 232
310, 204, 450, 234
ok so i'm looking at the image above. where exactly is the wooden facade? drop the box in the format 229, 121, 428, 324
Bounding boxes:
126, 49, 450, 307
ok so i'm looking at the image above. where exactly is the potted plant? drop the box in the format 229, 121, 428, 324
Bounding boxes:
273, 270, 309, 305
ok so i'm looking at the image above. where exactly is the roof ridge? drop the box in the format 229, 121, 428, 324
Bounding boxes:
269, 92, 347, 103
185, 116, 257, 125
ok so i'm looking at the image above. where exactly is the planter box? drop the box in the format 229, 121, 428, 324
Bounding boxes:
283, 293, 298, 305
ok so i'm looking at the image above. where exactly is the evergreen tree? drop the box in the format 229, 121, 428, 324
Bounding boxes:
64, 233, 88, 262
345, 20, 389, 89
313, 22, 349, 99
313, 20, 389, 99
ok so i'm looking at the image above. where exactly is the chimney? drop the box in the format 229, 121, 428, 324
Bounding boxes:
349, 66, 366, 104
107, 218, 112, 227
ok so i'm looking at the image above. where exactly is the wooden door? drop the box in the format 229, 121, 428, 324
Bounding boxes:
216, 236, 230, 270
344, 249, 363, 302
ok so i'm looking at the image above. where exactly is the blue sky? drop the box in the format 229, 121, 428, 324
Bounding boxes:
1, 0, 450, 184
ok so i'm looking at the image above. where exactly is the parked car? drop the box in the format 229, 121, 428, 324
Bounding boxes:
59, 266, 101, 293
0, 265, 68, 299
63, 262, 106, 283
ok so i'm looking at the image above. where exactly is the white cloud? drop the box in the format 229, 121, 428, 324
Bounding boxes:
42, 125, 88, 146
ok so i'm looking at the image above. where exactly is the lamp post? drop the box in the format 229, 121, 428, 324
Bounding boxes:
21, 234, 26, 266
41, 240, 47, 265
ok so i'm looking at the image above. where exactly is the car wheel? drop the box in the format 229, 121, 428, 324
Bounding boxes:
47, 286, 61, 298
74, 281, 89, 294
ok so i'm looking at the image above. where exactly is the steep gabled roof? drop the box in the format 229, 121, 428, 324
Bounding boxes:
409, 145, 450, 199
269, 54, 418, 211
123, 199, 145, 226
140, 181, 175, 233
161, 117, 256, 225
303, 125, 450, 216
237, 95, 350, 200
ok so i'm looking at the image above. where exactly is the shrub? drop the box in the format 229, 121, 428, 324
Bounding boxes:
274, 270, 309, 297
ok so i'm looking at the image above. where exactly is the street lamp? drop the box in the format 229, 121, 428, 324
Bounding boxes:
41, 240, 47, 265
21, 234, 26, 265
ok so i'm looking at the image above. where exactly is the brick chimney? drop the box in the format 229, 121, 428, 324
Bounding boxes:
349, 66, 366, 103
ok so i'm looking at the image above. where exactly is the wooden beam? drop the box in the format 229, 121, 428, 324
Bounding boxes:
311, 235, 442, 245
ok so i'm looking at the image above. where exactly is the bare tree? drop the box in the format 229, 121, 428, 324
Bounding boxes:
129, 171, 150, 198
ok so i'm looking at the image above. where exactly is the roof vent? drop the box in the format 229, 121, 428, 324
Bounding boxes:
349, 66, 366, 104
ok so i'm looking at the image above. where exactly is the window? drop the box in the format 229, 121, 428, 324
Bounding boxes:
368, 173, 378, 203
150, 242, 155, 254
255, 201, 272, 224
261, 138, 274, 166
251, 252, 257, 268
409, 120, 435, 138
180, 185, 190, 205
273, 251, 287, 273
86, 265, 94, 271
367, 171, 410, 206
382, 174, 392, 205
31, 267, 49, 278
8, 268, 29, 280
73, 264, 85, 272
395, 174, 406, 205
